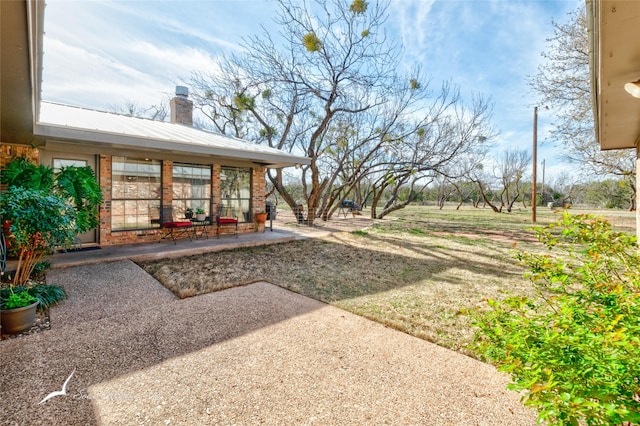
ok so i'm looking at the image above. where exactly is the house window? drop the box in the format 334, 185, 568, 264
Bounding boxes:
220, 167, 251, 222
53, 159, 87, 172
173, 163, 211, 219
111, 157, 161, 231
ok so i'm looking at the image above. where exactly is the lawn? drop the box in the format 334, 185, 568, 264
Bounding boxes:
140, 204, 635, 358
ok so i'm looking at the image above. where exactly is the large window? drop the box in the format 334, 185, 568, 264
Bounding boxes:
220, 167, 252, 222
111, 157, 161, 231
173, 163, 211, 219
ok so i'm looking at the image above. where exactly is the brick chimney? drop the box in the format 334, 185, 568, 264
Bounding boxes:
170, 85, 193, 126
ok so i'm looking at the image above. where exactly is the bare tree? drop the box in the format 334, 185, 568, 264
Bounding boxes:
438, 149, 490, 210
110, 99, 168, 121
190, 0, 494, 223
367, 94, 495, 218
529, 5, 636, 209
550, 171, 583, 207
432, 174, 454, 209
469, 163, 501, 213
494, 148, 531, 212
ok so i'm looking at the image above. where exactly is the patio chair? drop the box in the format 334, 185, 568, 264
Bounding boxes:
158, 206, 193, 244
216, 205, 238, 239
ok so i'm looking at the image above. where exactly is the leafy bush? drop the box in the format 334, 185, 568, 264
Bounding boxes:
473, 213, 640, 425
25, 284, 67, 308
1, 288, 38, 309
0, 157, 54, 191
30, 260, 52, 280
0, 158, 102, 285
0, 187, 76, 284
55, 166, 103, 234
0, 284, 66, 309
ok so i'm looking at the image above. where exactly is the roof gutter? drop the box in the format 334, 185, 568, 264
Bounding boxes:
27, 0, 45, 126
585, 0, 601, 148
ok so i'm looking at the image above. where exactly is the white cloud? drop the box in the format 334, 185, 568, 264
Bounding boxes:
40, 0, 584, 181
42, 1, 232, 110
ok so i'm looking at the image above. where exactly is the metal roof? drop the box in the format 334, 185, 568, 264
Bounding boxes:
1, 0, 308, 168
35, 102, 309, 168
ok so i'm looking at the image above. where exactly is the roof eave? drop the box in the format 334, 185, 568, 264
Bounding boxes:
34, 122, 310, 169
586, 0, 602, 148
586, 0, 640, 151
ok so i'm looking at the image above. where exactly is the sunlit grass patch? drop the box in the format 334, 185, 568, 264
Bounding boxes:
140, 205, 635, 358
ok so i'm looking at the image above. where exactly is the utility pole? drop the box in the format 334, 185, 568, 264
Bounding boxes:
532, 106, 538, 223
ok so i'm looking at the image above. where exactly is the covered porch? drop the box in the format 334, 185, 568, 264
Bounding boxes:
5, 210, 375, 272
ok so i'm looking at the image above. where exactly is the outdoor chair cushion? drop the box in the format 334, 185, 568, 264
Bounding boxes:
216, 217, 238, 224
163, 221, 193, 228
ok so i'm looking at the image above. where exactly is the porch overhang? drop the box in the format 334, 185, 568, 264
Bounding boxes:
587, 0, 640, 150
0, 0, 44, 145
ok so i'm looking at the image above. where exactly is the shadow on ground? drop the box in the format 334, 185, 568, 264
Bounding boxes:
0, 262, 323, 425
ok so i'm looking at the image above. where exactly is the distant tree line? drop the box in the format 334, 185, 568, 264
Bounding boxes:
419, 177, 634, 211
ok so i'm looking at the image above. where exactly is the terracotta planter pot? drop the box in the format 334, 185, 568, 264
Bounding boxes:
1, 300, 39, 334
255, 212, 267, 224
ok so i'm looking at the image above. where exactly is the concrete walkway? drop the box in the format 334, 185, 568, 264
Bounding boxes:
0, 214, 537, 425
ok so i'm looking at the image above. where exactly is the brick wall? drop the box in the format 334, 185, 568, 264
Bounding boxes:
0, 144, 39, 167
162, 160, 174, 210
212, 164, 221, 213
1, 144, 268, 246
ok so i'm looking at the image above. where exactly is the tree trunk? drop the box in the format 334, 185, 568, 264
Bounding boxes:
475, 180, 501, 213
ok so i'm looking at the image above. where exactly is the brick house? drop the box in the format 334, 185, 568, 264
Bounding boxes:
1, 0, 309, 246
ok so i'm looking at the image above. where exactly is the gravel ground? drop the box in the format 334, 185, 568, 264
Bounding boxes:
0, 260, 536, 425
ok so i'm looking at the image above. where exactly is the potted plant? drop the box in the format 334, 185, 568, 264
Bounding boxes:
254, 210, 267, 224
185, 207, 194, 219
0, 287, 39, 334
1, 282, 67, 335
195, 208, 206, 221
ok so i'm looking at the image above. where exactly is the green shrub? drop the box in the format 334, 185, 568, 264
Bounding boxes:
0, 157, 54, 191
26, 283, 67, 308
55, 165, 103, 234
473, 213, 640, 425
0, 158, 102, 285
0, 283, 66, 309
30, 260, 52, 280
1, 288, 38, 309
0, 187, 76, 284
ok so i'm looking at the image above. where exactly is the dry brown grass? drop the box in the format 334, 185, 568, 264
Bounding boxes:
140, 205, 635, 357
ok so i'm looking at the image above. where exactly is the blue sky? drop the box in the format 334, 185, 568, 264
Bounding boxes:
42, 0, 580, 182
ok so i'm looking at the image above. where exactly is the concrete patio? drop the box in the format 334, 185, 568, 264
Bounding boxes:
0, 212, 537, 424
